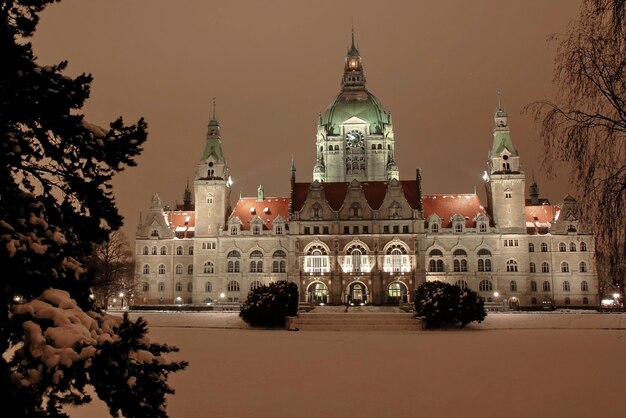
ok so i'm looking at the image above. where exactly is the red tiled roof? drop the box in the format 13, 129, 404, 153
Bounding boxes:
423, 194, 487, 227
229, 197, 290, 230
525, 204, 559, 229
169, 211, 195, 238
292, 180, 422, 212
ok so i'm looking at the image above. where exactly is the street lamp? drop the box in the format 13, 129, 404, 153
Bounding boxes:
119, 292, 125, 309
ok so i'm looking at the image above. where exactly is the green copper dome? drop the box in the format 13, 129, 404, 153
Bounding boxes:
321, 90, 391, 135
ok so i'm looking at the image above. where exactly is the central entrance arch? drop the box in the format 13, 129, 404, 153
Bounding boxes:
307, 281, 329, 304
387, 281, 408, 304
345, 281, 369, 305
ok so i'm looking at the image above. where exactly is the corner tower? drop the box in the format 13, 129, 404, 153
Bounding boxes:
314, 33, 396, 182
194, 101, 231, 237
484, 93, 526, 232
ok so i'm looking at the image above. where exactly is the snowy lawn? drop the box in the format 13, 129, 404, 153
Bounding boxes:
67, 312, 626, 418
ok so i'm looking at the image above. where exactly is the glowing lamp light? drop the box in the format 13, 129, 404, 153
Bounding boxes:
482, 171, 489, 182
119, 292, 124, 298
613, 293, 620, 299
494, 292, 500, 298
220, 292, 225, 299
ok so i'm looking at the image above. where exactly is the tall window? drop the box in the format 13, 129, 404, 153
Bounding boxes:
429, 249, 444, 272
541, 262, 550, 273
158, 264, 165, 275
205, 281, 212, 292
187, 264, 193, 274
531, 281, 537, 292
227, 281, 240, 292
530, 262, 536, 273
569, 242, 577, 252
455, 280, 468, 289
510, 281, 517, 292
203, 261, 214, 274
158, 282, 165, 292
345, 137, 366, 176
142, 264, 150, 275
579, 262, 588, 272
176, 246, 183, 255
453, 249, 468, 272
581, 281, 589, 292
142, 246, 149, 255
305, 245, 329, 273
142, 282, 149, 292
563, 281, 571, 292
175, 264, 183, 274
160, 246, 167, 255
227, 250, 241, 273
384, 245, 409, 273
580, 242, 588, 251
479, 280, 493, 292
151, 246, 157, 255
540, 243, 548, 252
175, 282, 182, 292
250, 280, 263, 291
188, 246, 194, 255
477, 248, 492, 272
250, 260, 263, 273
542, 281, 551, 292
561, 262, 570, 273
506, 259, 518, 272
559, 242, 566, 252
528, 243, 535, 252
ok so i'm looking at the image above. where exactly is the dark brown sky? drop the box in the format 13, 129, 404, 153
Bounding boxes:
33, 0, 580, 237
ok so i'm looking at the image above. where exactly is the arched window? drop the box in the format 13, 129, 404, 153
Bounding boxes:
542, 281, 551, 292
252, 225, 261, 235
510, 281, 517, 292
453, 249, 467, 272
151, 246, 157, 255
455, 280, 468, 289
579, 262, 588, 272
569, 242, 577, 252
203, 261, 214, 274
563, 281, 571, 292
540, 243, 548, 252
561, 262, 570, 273
142, 282, 149, 292
273, 250, 286, 258
429, 249, 443, 257
205, 282, 212, 292
142, 264, 150, 275
227, 281, 240, 292
580, 242, 588, 251
227, 250, 241, 273
350, 203, 362, 218
160, 246, 167, 255
187, 264, 193, 274
564, 297, 571, 305
454, 223, 463, 233
158, 282, 165, 292
250, 280, 263, 291
175, 264, 183, 275
250, 260, 263, 273
581, 281, 589, 292
530, 262, 536, 273
477, 248, 492, 272
228, 250, 241, 258
559, 242, 566, 252
305, 245, 330, 273
230, 225, 238, 235
479, 223, 487, 233
175, 282, 183, 292
479, 280, 492, 292
188, 246, 194, 255
250, 250, 263, 258
431, 223, 439, 233
158, 264, 166, 275
142, 246, 149, 255
176, 246, 183, 255
541, 262, 550, 273
506, 259, 518, 272
531, 281, 537, 292
528, 243, 535, 252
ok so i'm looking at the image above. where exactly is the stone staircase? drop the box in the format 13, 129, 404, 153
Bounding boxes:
286, 306, 423, 331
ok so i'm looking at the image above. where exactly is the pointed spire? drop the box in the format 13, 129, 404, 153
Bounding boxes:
351, 22, 356, 51
212, 97, 217, 120
257, 184, 264, 202
290, 154, 296, 172
497, 89, 502, 111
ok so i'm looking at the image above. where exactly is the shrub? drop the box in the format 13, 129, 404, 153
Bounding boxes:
240, 280, 299, 327
414, 281, 486, 329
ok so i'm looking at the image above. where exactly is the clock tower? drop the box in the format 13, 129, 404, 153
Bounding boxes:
314, 33, 396, 183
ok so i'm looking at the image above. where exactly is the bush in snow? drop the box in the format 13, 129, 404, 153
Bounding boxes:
239, 281, 299, 328
414, 281, 486, 329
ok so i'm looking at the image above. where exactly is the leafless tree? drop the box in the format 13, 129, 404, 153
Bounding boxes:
87, 230, 136, 307
527, 0, 626, 303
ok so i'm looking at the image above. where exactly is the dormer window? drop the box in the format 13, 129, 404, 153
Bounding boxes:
252, 225, 261, 235
230, 225, 239, 235
151, 229, 159, 237
504, 189, 512, 199
350, 203, 362, 218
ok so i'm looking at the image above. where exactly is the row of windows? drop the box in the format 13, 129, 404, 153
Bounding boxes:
143, 260, 287, 275
528, 242, 588, 252
529, 261, 588, 273
302, 224, 411, 235
531, 297, 590, 305
230, 224, 284, 235
429, 222, 488, 234
142, 280, 261, 293
454, 280, 590, 293
142, 246, 195, 256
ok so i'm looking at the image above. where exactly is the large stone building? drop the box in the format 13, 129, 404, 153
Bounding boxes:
134, 37, 598, 309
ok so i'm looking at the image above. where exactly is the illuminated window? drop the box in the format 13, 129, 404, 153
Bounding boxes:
227, 281, 240, 292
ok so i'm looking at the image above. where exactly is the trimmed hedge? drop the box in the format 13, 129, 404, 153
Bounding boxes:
239, 280, 299, 327
415, 281, 486, 329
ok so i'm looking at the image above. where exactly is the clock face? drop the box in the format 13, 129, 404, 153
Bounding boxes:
346, 130, 363, 147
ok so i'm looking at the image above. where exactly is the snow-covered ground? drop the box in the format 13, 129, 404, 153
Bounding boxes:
67, 311, 626, 418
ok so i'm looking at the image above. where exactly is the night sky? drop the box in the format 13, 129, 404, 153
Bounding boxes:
33, 0, 580, 236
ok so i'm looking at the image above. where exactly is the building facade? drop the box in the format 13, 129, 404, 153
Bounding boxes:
134, 37, 598, 309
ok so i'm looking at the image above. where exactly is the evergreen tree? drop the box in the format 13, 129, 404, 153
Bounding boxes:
414, 281, 486, 329
1, 1, 186, 417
